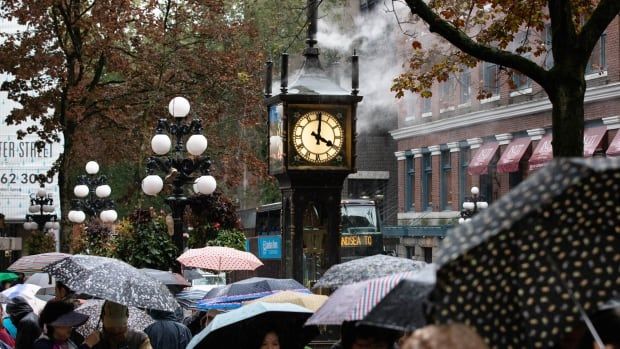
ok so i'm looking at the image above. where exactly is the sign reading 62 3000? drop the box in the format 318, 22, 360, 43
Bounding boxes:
0, 173, 54, 184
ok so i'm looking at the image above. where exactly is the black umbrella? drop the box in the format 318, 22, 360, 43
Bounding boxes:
204, 277, 308, 301
313, 254, 426, 289
359, 266, 436, 332
433, 158, 620, 348
141, 268, 190, 287
43, 255, 178, 312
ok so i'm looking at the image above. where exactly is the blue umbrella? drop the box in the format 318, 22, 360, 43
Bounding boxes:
187, 302, 315, 349
204, 277, 308, 300
197, 288, 311, 311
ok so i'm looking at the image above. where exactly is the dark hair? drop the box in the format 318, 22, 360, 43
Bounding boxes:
39, 300, 75, 336
55, 281, 73, 295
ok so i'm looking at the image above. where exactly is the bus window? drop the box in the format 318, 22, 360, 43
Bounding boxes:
341, 204, 378, 235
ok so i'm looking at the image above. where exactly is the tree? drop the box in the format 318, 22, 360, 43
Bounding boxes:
187, 191, 242, 248
207, 229, 247, 251
392, 0, 620, 156
23, 231, 56, 255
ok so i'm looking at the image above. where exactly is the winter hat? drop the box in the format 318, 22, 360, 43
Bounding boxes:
102, 301, 128, 328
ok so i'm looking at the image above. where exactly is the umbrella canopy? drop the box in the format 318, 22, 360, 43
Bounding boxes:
359, 265, 436, 332
25, 273, 55, 289
313, 254, 426, 289
74, 299, 154, 336
183, 269, 204, 281
8, 252, 71, 273
0, 272, 18, 283
0, 284, 47, 314
247, 291, 328, 312
187, 302, 314, 349
177, 247, 263, 272
140, 268, 190, 287
433, 158, 620, 348
305, 271, 418, 326
43, 255, 178, 312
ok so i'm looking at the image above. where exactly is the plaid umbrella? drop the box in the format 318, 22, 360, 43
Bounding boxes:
74, 299, 154, 336
8, 252, 71, 273
305, 271, 418, 326
178, 247, 263, 271
44, 255, 178, 312
433, 158, 620, 348
187, 302, 314, 349
313, 254, 426, 289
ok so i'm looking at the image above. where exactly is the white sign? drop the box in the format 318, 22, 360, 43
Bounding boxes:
0, 90, 64, 221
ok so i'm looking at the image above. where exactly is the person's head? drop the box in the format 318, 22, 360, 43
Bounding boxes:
6, 296, 34, 324
260, 330, 280, 349
400, 324, 489, 349
101, 301, 129, 339
341, 322, 394, 349
39, 300, 89, 343
54, 281, 74, 300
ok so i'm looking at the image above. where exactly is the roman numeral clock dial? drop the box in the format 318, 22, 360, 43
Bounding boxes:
292, 111, 343, 164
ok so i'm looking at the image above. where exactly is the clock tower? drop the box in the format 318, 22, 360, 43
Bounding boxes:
264, 0, 362, 285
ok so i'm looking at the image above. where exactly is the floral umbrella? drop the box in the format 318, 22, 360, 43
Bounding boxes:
75, 299, 154, 336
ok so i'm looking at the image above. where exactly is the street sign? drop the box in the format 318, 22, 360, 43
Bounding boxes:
258, 235, 282, 260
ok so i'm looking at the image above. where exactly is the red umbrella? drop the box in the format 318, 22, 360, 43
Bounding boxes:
8, 252, 72, 273
177, 247, 263, 272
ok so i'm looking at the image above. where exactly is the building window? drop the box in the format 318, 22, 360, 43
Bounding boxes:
512, 56, 531, 91
406, 246, 414, 259
482, 62, 499, 96
459, 148, 470, 207
586, 32, 606, 74
422, 153, 432, 210
421, 97, 431, 115
459, 69, 471, 104
405, 156, 415, 211
423, 247, 433, 263
544, 24, 554, 69
440, 76, 456, 111
440, 150, 452, 210
479, 153, 498, 203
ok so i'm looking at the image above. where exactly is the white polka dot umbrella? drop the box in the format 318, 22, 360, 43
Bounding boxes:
177, 246, 263, 272
434, 158, 620, 348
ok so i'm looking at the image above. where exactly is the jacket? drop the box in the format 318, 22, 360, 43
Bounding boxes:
144, 310, 192, 349
6, 297, 41, 349
92, 329, 151, 349
32, 335, 89, 349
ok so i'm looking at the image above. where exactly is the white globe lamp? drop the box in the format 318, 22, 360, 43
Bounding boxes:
151, 134, 172, 155
95, 185, 112, 198
470, 186, 479, 195
37, 188, 47, 198
186, 135, 208, 156
142, 175, 164, 196
195, 175, 216, 195
74, 185, 89, 198
85, 161, 100, 175
168, 97, 190, 118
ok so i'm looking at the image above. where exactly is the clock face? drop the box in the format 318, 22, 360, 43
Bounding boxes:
292, 111, 343, 164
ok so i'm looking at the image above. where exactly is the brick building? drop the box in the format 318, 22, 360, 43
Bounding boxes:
388, 16, 620, 261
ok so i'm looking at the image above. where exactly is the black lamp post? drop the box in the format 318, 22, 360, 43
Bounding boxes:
23, 184, 60, 233
458, 186, 489, 223
142, 97, 216, 268
67, 161, 117, 224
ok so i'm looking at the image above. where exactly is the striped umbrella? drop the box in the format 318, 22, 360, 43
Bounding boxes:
305, 271, 418, 326
177, 247, 263, 272
8, 252, 72, 273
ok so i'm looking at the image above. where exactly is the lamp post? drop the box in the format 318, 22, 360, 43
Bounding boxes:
67, 161, 117, 224
23, 184, 60, 234
458, 186, 488, 224
141, 97, 216, 266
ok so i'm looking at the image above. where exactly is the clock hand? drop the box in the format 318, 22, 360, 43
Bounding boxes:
316, 112, 322, 145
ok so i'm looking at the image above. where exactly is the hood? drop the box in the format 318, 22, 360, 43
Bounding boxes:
148, 308, 177, 321
6, 296, 34, 323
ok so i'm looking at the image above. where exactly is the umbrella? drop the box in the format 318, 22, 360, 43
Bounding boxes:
177, 247, 263, 272
140, 268, 190, 287
7, 252, 71, 273
305, 271, 418, 326
247, 291, 328, 311
433, 158, 620, 348
176, 289, 208, 310
183, 269, 204, 281
25, 272, 55, 292
0, 272, 18, 283
312, 254, 426, 289
0, 284, 47, 314
43, 255, 178, 312
187, 302, 314, 349
74, 299, 154, 336
359, 265, 437, 331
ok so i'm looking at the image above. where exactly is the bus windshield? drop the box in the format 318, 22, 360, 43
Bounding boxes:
341, 204, 378, 235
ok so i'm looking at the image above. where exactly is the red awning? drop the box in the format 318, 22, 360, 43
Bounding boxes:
583, 126, 607, 157
497, 137, 532, 173
528, 134, 553, 171
607, 131, 620, 157
468, 142, 500, 175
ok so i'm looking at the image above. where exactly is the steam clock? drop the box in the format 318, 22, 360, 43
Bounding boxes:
264, 0, 362, 285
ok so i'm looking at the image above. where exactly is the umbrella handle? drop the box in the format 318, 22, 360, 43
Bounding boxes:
546, 255, 605, 349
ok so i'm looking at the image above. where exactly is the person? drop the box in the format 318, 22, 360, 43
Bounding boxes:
260, 330, 280, 349
332, 322, 396, 349
6, 296, 41, 349
33, 300, 99, 349
92, 301, 152, 349
143, 309, 192, 349
0, 306, 15, 348
399, 324, 489, 349
54, 282, 77, 303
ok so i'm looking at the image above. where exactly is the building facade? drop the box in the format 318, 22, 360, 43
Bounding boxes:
389, 17, 620, 261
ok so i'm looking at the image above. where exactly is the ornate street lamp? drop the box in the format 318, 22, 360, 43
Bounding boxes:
458, 186, 489, 223
141, 97, 216, 260
23, 183, 60, 233
68, 161, 117, 224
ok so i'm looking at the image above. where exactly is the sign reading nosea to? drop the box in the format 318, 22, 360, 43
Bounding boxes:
258, 235, 282, 259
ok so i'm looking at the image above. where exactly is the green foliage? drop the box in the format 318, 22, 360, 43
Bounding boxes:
207, 229, 247, 251
24, 232, 55, 255
71, 221, 115, 257
114, 209, 178, 270
187, 192, 242, 249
